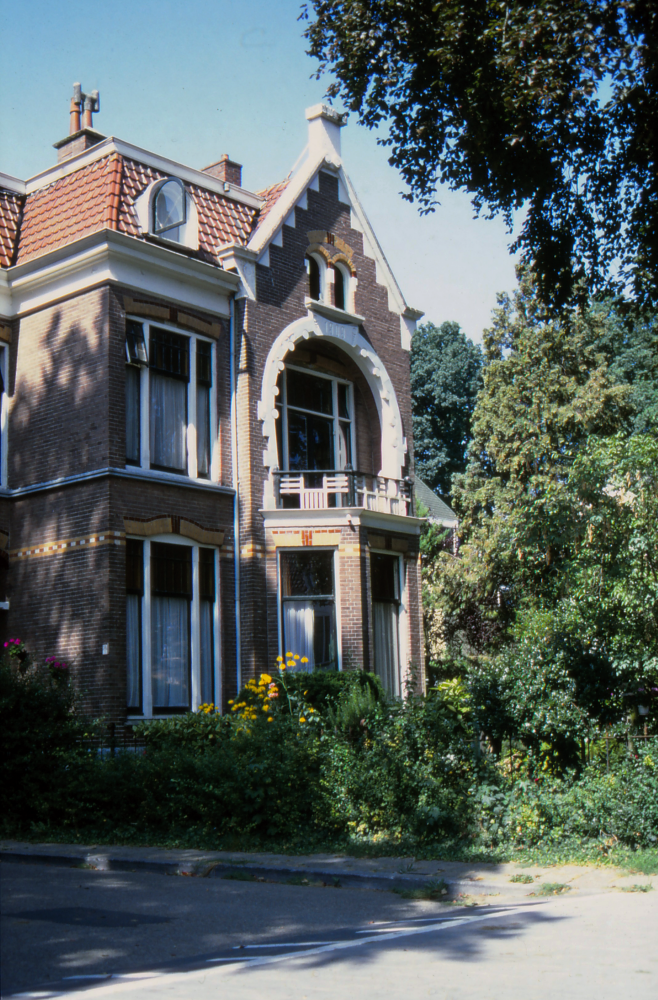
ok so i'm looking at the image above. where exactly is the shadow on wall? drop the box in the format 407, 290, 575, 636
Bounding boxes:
4, 289, 122, 716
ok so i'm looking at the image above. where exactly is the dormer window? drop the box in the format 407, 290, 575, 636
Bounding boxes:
152, 178, 186, 242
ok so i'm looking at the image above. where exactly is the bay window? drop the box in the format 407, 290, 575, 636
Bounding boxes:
279, 550, 337, 671
125, 320, 217, 480
126, 537, 219, 715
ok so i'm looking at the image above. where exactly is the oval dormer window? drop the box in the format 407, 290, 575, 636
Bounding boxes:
153, 178, 186, 242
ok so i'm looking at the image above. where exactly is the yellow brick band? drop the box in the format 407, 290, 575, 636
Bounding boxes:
11, 530, 125, 562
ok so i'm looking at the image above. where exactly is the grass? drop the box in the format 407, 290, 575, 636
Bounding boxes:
533, 882, 571, 896
392, 879, 449, 901
621, 883, 654, 893
509, 874, 534, 884
4, 823, 658, 875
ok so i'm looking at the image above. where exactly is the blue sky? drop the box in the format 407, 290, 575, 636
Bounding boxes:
0, 0, 519, 343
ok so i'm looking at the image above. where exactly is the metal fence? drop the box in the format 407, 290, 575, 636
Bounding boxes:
77, 723, 146, 757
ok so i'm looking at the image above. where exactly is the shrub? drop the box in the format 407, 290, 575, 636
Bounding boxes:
0, 640, 90, 826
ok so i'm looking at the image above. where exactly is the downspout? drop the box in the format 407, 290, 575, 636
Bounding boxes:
229, 295, 242, 697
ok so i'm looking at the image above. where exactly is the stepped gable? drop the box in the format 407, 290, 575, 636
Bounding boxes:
0, 188, 24, 268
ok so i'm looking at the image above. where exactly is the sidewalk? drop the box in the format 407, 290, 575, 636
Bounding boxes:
2, 840, 653, 898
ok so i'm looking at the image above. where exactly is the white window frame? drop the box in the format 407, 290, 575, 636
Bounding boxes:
331, 261, 354, 313
127, 534, 221, 719
134, 178, 199, 250
279, 363, 355, 472
306, 252, 328, 304
125, 317, 219, 482
277, 547, 342, 672
0, 346, 7, 488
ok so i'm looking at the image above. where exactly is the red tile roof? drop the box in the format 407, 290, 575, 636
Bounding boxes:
17, 155, 116, 264
255, 179, 289, 230
2, 153, 288, 269
0, 189, 25, 268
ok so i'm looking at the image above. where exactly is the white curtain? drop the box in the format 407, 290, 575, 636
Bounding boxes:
125, 367, 140, 463
282, 602, 315, 668
200, 599, 214, 704
196, 384, 210, 476
151, 595, 189, 707
373, 602, 400, 696
283, 601, 335, 669
150, 372, 187, 471
126, 595, 141, 708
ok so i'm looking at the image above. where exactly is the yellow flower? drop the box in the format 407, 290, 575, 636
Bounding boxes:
276, 655, 283, 662
286, 651, 293, 657
260, 673, 272, 684
294, 655, 300, 660
301, 657, 309, 664
299, 717, 306, 723
308, 707, 315, 713
280, 664, 286, 671
286, 661, 295, 668
228, 700, 234, 705
262, 704, 270, 712
267, 717, 274, 723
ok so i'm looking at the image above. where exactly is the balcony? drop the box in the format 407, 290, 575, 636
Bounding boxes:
272, 469, 414, 517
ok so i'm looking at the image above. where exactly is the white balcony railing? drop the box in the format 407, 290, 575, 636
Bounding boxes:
272, 470, 414, 517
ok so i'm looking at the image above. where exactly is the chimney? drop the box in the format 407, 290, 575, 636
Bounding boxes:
203, 154, 242, 187
54, 83, 105, 162
305, 104, 347, 163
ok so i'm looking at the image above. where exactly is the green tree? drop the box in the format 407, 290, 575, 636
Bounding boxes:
304, 1, 658, 310
411, 321, 483, 498
424, 273, 635, 661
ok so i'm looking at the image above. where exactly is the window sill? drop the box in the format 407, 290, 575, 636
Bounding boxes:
305, 298, 365, 326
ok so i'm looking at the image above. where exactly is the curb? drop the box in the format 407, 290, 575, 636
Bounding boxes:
0, 849, 517, 898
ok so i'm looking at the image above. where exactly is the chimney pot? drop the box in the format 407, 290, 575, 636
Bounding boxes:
203, 154, 242, 187
56, 83, 104, 161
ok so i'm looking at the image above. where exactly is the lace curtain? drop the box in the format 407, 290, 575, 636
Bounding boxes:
151, 595, 189, 708
150, 372, 186, 471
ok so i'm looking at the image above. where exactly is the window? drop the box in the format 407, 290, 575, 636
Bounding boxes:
371, 553, 401, 696
152, 178, 186, 242
124, 320, 217, 480
0, 345, 7, 487
277, 366, 353, 472
126, 537, 218, 715
307, 255, 322, 301
279, 550, 337, 671
335, 263, 352, 311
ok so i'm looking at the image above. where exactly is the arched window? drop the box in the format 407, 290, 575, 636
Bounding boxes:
307, 255, 322, 301
333, 265, 346, 310
152, 178, 186, 242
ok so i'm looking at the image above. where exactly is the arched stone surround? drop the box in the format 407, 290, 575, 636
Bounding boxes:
257, 312, 406, 507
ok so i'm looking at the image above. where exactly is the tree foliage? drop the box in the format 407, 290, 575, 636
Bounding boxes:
411, 321, 483, 497
420, 275, 658, 753
304, 1, 658, 310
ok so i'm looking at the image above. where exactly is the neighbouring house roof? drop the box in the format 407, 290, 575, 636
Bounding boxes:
414, 477, 458, 525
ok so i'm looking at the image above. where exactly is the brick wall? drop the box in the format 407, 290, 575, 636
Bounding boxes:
237, 168, 422, 685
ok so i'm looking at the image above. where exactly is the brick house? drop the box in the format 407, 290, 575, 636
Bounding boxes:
0, 90, 431, 724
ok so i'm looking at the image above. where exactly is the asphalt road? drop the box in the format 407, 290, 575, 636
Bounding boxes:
1, 859, 657, 999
